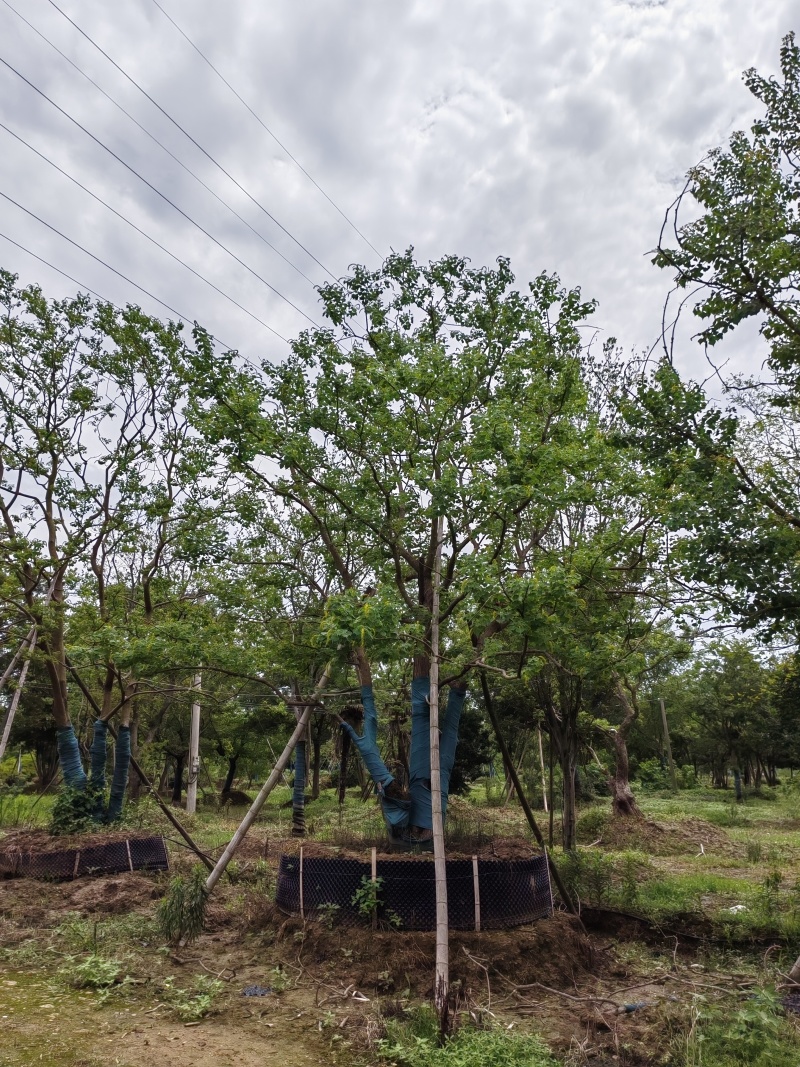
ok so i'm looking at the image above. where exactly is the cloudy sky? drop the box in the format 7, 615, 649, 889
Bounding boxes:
1, 0, 798, 379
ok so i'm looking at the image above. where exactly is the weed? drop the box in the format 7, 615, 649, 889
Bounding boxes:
156, 864, 208, 945
378, 1020, 558, 1067
352, 874, 383, 920
745, 840, 762, 863
161, 974, 223, 1021
62, 953, 122, 990
681, 990, 800, 1067
316, 902, 341, 929
268, 965, 289, 993
50, 786, 99, 835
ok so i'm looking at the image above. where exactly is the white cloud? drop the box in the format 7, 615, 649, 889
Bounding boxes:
1, 0, 798, 376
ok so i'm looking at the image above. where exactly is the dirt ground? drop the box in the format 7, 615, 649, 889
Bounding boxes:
0, 819, 791, 1067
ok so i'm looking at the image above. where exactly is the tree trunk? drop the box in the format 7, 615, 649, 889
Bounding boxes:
291, 714, 307, 837
171, 753, 185, 805
562, 749, 578, 849
222, 756, 238, 795
609, 677, 643, 819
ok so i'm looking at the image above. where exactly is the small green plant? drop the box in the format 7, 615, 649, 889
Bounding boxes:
268, 965, 289, 993
316, 902, 341, 929
617, 853, 642, 908
759, 867, 783, 920
50, 786, 99, 835
681, 990, 800, 1067
161, 974, 223, 1021
745, 840, 763, 864
352, 874, 383, 920
558, 849, 614, 905
63, 953, 122, 990
156, 864, 208, 945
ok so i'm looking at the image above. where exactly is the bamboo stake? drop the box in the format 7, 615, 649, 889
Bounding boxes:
371, 846, 377, 931
204, 664, 331, 896
660, 697, 678, 791
472, 855, 481, 933
186, 673, 202, 814
428, 514, 449, 1037
0, 629, 38, 763
537, 724, 549, 814
0, 626, 35, 698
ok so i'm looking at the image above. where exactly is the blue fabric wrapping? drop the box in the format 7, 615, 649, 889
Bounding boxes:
293, 739, 306, 807
409, 677, 433, 829
408, 679, 465, 829
89, 719, 109, 819
439, 686, 466, 805
341, 686, 410, 831
56, 725, 87, 790
107, 725, 130, 821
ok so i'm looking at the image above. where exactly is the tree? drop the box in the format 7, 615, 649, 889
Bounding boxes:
197, 249, 598, 843
0, 271, 226, 814
644, 35, 800, 639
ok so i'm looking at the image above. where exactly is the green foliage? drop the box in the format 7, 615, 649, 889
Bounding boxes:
49, 787, 98, 836
378, 1021, 558, 1067
351, 874, 383, 920
62, 953, 122, 990
161, 974, 223, 1021
156, 865, 208, 945
681, 991, 800, 1067
316, 902, 341, 929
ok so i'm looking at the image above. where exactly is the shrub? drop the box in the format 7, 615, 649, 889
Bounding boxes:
50, 786, 98, 835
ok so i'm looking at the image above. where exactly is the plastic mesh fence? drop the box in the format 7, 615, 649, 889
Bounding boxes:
0, 835, 169, 881
275, 852, 552, 930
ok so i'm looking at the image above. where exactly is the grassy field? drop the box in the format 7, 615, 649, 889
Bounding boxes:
2, 779, 800, 1066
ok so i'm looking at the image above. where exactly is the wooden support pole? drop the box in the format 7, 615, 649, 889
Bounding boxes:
429, 515, 449, 1037
537, 724, 549, 814
472, 855, 481, 933
660, 697, 678, 791
203, 664, 331, 896
0, 629, 38, 763
299, 846, 305, 920
186, 673, 201, 815
371, 846, 377, 931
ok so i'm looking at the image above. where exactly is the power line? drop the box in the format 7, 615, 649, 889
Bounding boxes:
0, 0, 318, 290
148, 0, 384, 263
0, 55, 320, 329
0, 120, 288, 342
0, 224, 239, 351
44, 0, 338, 281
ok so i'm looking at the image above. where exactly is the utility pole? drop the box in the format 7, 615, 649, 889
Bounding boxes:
659, 697, 677, 791
186, 673, 201, 814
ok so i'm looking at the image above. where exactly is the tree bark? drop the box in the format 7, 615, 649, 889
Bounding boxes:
222, 756, 238, 796
608, 676, 643, 818
171, 753, 185, 805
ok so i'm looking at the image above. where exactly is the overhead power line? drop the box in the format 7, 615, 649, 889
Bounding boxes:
0, 0, 318, 289
0, 214, 244, 349
0, 55, 320, 329
44, 0, 337, 281
148, 0, 384, 262
0, 120, 287, 341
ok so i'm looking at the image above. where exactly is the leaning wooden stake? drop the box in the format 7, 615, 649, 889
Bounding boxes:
0, 629, 38, 763
204, 665, 331, 896
0, 626, 35, 698
479, 671, 579, 918
428, 515, 450, 1038
659, 697, 678, 792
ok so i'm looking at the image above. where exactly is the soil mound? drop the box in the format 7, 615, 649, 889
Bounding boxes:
256, 905, 592, 996
579, 814, 730, 855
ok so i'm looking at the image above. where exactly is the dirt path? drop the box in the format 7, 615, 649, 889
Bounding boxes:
1, 972, 334, 1067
